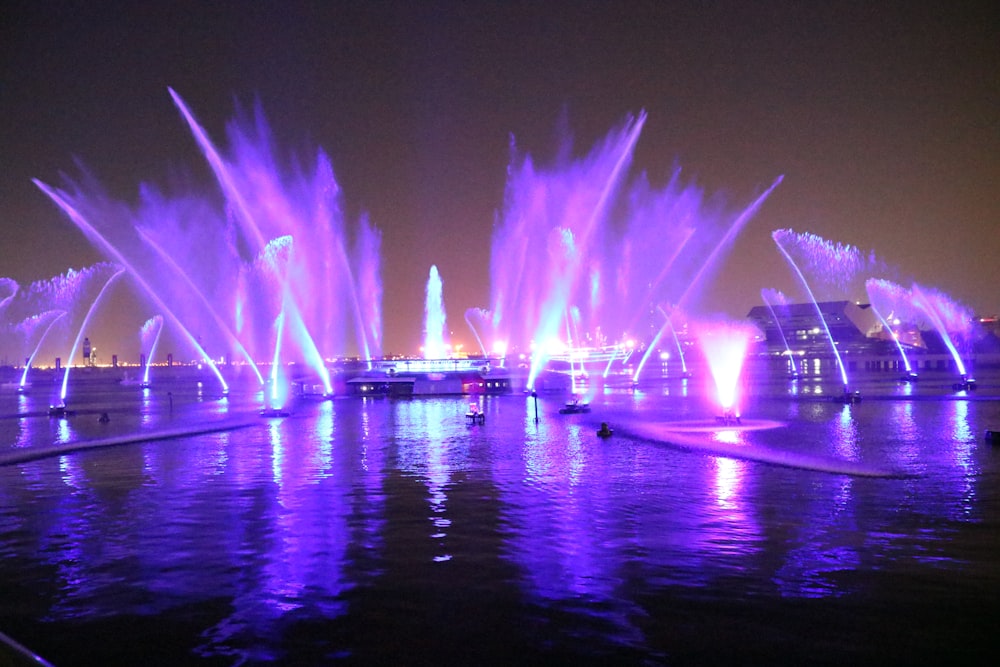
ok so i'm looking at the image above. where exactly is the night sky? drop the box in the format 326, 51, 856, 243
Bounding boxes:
2, 0, 997, 355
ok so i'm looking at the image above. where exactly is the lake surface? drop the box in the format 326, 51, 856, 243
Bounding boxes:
2, 368, 1000, 665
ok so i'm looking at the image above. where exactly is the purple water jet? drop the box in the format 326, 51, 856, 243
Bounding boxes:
424, 265, 447, 359
772, 230, 852, 394
0, 278, 17, 314
17, 310, 67, 390
467, 112, 782, 390
910, 283, 973, 383
139, 315, 164, 386
760, 289, 800, 377
864, 279, 917, 379
57, 267, 126, 404
33, 89, 384, 397
33, 180, 232, 394
693, 319, 759, 420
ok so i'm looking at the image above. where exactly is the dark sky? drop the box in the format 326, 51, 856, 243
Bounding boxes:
2, 0, 997, 355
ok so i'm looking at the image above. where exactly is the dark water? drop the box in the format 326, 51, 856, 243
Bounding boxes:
2, 370, 1000, 665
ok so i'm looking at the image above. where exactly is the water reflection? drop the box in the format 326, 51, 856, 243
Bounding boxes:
944, 400, 977, 519
1, 380, 998, 663
831, 404, 859, 460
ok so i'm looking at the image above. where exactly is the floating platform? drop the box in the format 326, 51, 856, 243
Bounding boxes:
465, 403, 486, 424
559, 400, 590, 414
952, 377, 977, 391
832, 391, 862, 404
48, 405, 76, 418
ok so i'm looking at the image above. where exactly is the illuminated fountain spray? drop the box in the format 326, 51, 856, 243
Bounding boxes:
354, 218, 383, 368
56, 267, 126, 407
632, 305, 688, 383
33, 180, 232, 395
760, 288, 799, 377
136, 227, 264, 385
139, 315, 164, 387
467, 110, 782, 391
0, 278, 17, 314
33, 89, 384, 398
631, 177, 783, 383
2, 266, 126, 392
424, 265, 447, 359
910, 283, 975, 389
864, 279, 917, 381
168, 92, 332, 393
693, 319, 759, 423
772, 230, 856, 401
267, 311, 289, 412
17, 310, 67, 391
464, 112, 646, 389
522, 119, 644, 389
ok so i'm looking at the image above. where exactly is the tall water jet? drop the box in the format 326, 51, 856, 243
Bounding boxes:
524, 117, 645, 389
169, 88, 376, 381
772, 229, 852, 397
267, 310, 289, 412
2, 265, 112, 367
57, 267, 126, 405
693, 319, 759, 422
633, 305, 687, 383
17, 310, 67, 390
672, 176, 785, 313
136, 227, 264, 385
864, 279, 917, 380
910, 283, 974, 386
353, 217, 383, 365
471, 110, 782, 389
424, 265, 447, 359
33, 180, 231, 395
139, 315, 165, 386
760, 288, 799, 377
631, 177, 784, 382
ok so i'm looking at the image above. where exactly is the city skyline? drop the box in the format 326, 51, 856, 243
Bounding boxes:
2, 1, 997, 357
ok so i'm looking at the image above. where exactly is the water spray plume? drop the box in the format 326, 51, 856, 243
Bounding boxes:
140, 315, 165, 385
694, 320, 758, 415
910, 283, 971, 377
760, 289, 799, 376
772, 229, 850, 389
33, 180, 231, 394
19, 310, 68, 389
59, 268, 126, 403
424, 265, 447, 359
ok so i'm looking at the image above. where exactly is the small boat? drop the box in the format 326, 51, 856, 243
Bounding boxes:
559, 398, 590, 414
597, 422, 613, 438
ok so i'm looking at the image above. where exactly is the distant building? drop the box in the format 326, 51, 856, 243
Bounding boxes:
745, 300, 1000, 372
746, 301, 884, 355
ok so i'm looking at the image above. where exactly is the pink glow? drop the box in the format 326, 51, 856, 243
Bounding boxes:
693, 320, 759, 413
